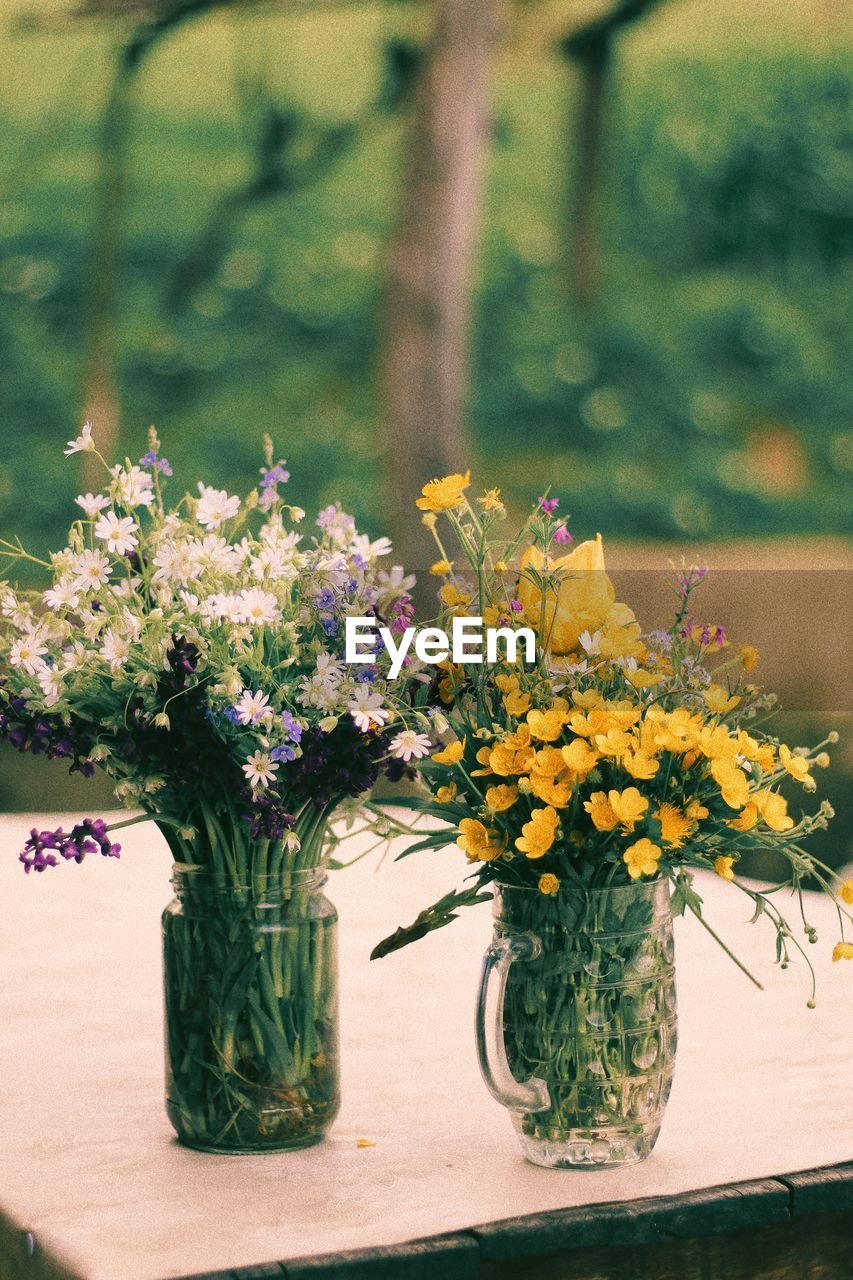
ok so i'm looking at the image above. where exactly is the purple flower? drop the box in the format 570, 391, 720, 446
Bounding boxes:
18, 817, 119, 874
509, 598, 523, 613
223, 705, 241, 724
714, 625, 728, 645
356, 666, 378, 683
260, 462, 290, 489
538, 496, 559, 514
270, 743, 296, 764
321, 616, 339, 637
352, 554, 366, 570
677, 565, 707, 597
316, 504, 339, 529
552, 524, 572, 545
280, 711, 303, 743
139, 449, 172, 477
315, 587, 336, 610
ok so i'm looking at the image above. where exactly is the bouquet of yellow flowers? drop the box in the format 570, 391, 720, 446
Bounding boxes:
373, 472, 848, 1169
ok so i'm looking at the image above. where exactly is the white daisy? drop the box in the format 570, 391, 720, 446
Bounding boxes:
95, 511, 138, 556
9, 633, 47, 675
388, 730, 433, 762
37, 666, 64, 707
76, 492, 111, 519
196, 483, 241, 530
43, 578, 80, 611
234, 688, 272, 725
579, 629, 603, 656
64, 421, 94, 456
348, 688, 389, 732
111, 464, 154, 509
101, 630, 131, 672
243, 751, 278, 789
72, 550, 112, 592
237, 588, 279, 626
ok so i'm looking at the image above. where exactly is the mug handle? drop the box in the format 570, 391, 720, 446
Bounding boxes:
475, 931, 550, 1113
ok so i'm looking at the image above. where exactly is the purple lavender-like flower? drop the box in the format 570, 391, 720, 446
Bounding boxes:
509, 599, 523, 613
18, 818, 120, 874
139, 449, 173, 477
552, 524, 572, 545
714, 625, 728, 646
538, 496, 559, 515
677, 565, 707, 598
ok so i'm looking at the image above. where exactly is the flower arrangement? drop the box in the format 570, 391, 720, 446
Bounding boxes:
376, 471, 847, 981
0, 425, 420, 1150
371, 472, 848, 1164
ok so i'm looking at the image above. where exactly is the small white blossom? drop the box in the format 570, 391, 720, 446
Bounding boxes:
72, 550, 112, 592
95, 512, 138, 556
237, 588, 279, 626
349, 688, 389, 732
243, 750, 278, 789
10, 633, 48, 675
234, 688, 272, 725
101, 629, 131, 672
76, 492, 111, 519
389, 730, 433, 762
43, 578, 80, 611
196, 483, 240, 530
64, 421, 94, 456
111, 464, 155, 509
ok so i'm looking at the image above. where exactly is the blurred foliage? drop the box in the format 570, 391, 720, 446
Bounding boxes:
0, 36, 850, 569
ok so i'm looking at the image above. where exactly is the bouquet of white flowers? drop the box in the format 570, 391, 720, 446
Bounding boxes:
0, 426, 421, 1151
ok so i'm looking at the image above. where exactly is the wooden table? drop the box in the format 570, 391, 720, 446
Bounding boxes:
1, 812, 851, 1280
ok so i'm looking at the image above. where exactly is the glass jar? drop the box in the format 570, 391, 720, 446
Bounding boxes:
476, 878, 676, 1168
162, 865, 339, 1153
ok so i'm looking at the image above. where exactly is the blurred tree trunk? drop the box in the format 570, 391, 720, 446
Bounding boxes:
80, 0, 226, 485
561, 0, 663, 314
382, 0, 496, 580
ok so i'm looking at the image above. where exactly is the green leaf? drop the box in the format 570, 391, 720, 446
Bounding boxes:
371, 884, 493, 960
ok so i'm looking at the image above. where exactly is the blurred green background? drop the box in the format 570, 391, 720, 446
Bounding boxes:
0, 0, 850, 865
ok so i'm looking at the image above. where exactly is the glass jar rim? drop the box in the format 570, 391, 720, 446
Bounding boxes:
492, 876, 666, 896
170, 862, 328, 891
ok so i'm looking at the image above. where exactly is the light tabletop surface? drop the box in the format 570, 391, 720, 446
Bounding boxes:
1, 811, 852, 1280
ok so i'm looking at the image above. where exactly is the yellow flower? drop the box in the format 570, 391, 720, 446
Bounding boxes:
561, 738, 599, 778
655, 803, 692, 849
527, 702, 569, 742
440, 582, 472, 610
530, 773, 572, 808
626, 668, 663, 689
623, 838, 661, 880
737, 731, 776, 771
515, 535, 639, 656
711, 757, 750, 810
593, 727, 636, 757
685, 799, 709, 821
704, 684, 741, 715
515, 806, 559, 858
432, 738, 465, 765
504, 688, 531, 717
622, 749, 659, 780
538, 873, 560, 896
714, 855, 736, 881
478, 487, 503, 510
429, 559, 454, 577
494, 560, 508, 573
739, 644, 760, 672
485, 783, 518, 812
609, 787, 649, 831
832, 942, 853, 962
728, 801, 758, 833
754, 789, 794, 832
421, 512, 438, 530
416, 470, 471, 513
572, 689, 605, 710
839, 879, 853, 906
584, 791, 618, 831
435, 782, 457, 804
779, 744, 811, 785
457, 818, 504, 862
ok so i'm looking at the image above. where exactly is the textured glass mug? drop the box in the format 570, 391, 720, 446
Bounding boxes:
476, 878, 676, 1168
163, 865, 340, 1153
